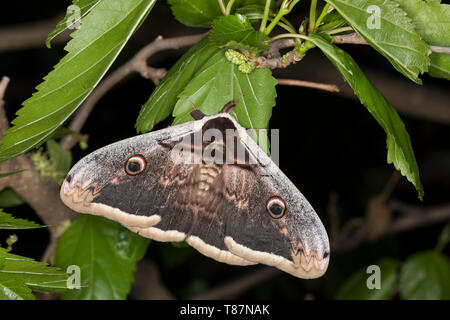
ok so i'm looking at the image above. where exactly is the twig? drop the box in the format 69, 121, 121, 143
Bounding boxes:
333, 33, 450, 54
277, 78, 339, 92
0, 15, 68, 52
244, 48, 304, 69
60, 33, 206, 150
0, 77, 10, 100
191, 268, 280, 300
333, 203, 450, 253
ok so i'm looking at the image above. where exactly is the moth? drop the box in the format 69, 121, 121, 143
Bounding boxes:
60, 103, 330, 279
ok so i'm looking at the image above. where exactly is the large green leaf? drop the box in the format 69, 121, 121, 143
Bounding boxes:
209, 14, 270, 51
395, 0, 450, 80
336, 258, 400, 300
135, 38, 221, 133
0, 0, 156, 162
54, 215, 150, 300
325, 0, 430, 83
0, 276, 35, 300
310, 35, 423, 199
46, 0, 102, 48
0, 247, 69, 298
0, 209, 43, 229
168, 0, 223, 27
395, 0, 450, 46
399, 251, 450, 300
172, 49, 277, 152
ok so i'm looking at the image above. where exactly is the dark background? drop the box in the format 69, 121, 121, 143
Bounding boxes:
0, 1, 449, 299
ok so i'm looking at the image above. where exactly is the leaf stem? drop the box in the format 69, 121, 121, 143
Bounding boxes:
259, 0, 272, 32
315, 3, 330, 28
265, 0, 301, 36
217, 0, 227, 15
225, 0, 236, 15
309, 0, 317, 33
270, 33, 311, 42
326, 26, 353, 35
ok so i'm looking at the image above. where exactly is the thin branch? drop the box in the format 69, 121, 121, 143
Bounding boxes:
277, 78, 339, 92
333, 33, 450, 54
191, 268, 280, 300
60, 33, 206, 150
0, 15, 68, 52
0, 77, 10, 100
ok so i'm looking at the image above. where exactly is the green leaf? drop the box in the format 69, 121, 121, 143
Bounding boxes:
209, 14, 270, 51
325, 0, 430, 83
172, 49, 277, 138
0, 247, 69, 295
317, 11, 348, 33
168, 0, 223, 27
336, 258, 400, 300
399, 251, 450, 300
54, 215, 150, 300
46, 140, 72, 181
0, 0, 156, 162
46, 0, 101, 48
310, 35, 424, 199
394, 0, 450, 80
135, 38, 221, 133
0, 209, 43, 229
0, 276, 35, 300
395, 0, 450, 46
0, 189, 25, 208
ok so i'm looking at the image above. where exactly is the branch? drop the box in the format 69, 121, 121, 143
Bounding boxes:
0, 76, 77, 264
0, 15, 68, 52
191, 268, 280, 300
277, 78, 339, 92
60, 33, 206, 150
333, 33, 450, 54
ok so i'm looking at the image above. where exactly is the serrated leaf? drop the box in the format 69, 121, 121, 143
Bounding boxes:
210, 14, 270, 51
46, 0, 101, 48
310, 35, 423, 199
136, 38, 221, 133
394, 0, 450, 80
0, 189, 25, 208
168, 0, 223, 27
54, 215, 150, 300
0, 209, 43, 229
399, 251, 450, 300
395, 0, 450, 46
336, 258, 400, 300
0, 247, 69, 294
172, 49, 277, 142
0, 275, 35, 300
0, 0, 156, 162
325, 0, 430, 83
